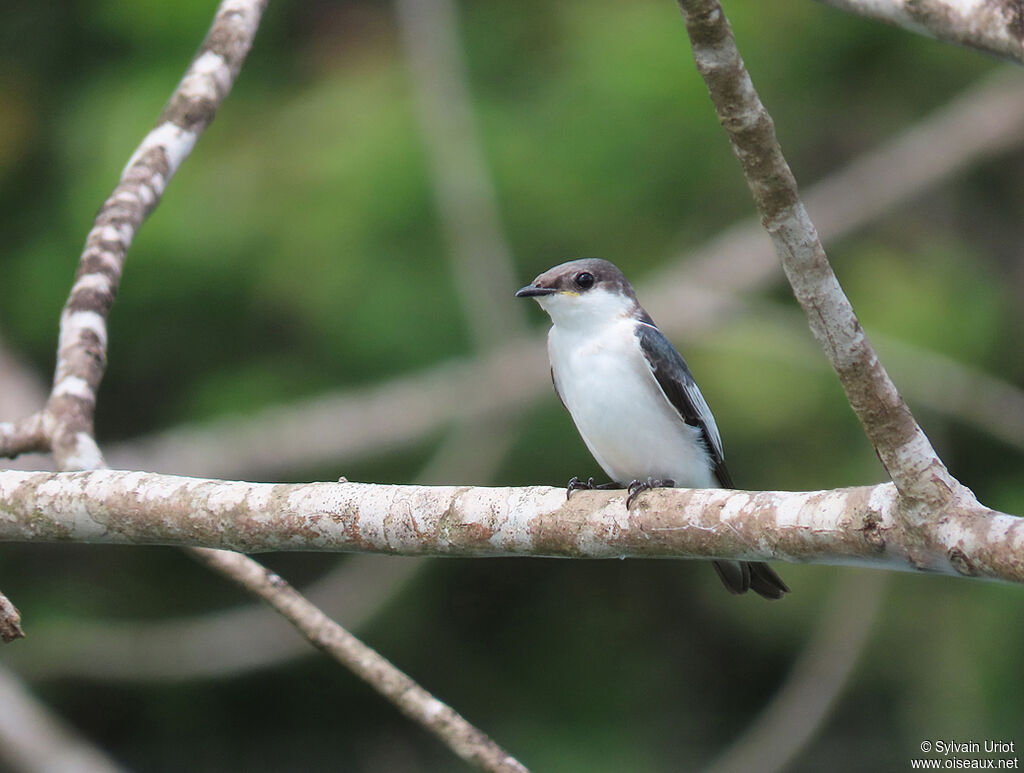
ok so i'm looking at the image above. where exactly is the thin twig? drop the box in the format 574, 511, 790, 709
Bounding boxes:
189, 548, 529, 773
675, 0, 970, 518
0, 415, 48, 461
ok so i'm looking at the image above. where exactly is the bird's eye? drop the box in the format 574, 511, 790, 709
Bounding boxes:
574, 271, 595, 289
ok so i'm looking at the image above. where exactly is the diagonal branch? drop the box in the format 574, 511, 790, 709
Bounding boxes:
0, 0, 268, 472
189, 548, 528, 773
813, 0, 1024, 64
0, 469, 1020, 582
675, 0, 973, 519
45, 0, 269, 472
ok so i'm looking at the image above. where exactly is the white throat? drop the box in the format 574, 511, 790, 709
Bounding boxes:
536, 287, 636, 332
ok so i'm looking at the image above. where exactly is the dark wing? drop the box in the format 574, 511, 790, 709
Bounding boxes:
635, 321, 733, 488
637, 322, 790, 599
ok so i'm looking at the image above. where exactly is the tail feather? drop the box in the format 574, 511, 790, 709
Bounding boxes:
712, 560, 789, 600
712, 560, 749, 595
748, 561, 790, 599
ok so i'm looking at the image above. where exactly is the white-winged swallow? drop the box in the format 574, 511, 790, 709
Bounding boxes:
516, 258, 789, 599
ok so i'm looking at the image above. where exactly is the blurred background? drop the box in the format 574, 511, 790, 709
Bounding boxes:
1, 0, 1023, 770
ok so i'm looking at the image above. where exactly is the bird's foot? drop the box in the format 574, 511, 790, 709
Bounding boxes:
625, 477, 675, 508
566, 476, 620, 500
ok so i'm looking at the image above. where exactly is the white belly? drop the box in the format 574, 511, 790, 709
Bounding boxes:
548, 319, 715, 488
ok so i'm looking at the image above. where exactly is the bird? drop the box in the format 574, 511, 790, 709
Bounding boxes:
515, 258, 789, 599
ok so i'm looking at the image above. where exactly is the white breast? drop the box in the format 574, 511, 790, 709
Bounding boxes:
548, 318, 715, 488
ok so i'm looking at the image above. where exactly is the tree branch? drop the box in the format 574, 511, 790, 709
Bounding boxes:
813, 0, 1024, 64
0, 415, 47, 461
675, 0, 975, 520
0, 469, 1019, 582
0, 0, 271, 645
188, 548, 528, 773
12, 301, 1024, 680
0, 0, 268, 471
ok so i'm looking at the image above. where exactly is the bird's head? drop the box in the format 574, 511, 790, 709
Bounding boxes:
515, 258, 640, 328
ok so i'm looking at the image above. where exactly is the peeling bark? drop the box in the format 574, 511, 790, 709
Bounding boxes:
1, 470, 1020, 583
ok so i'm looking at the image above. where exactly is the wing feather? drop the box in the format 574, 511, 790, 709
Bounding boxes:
635, 322, 733, 488
636, 323, 788, 597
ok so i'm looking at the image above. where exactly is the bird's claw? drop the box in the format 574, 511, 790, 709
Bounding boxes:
625, 477, 675, 508
566, 476, 619, 500
566, 476, 592, 500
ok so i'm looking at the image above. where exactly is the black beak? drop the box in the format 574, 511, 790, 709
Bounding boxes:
515, 285, 557, 298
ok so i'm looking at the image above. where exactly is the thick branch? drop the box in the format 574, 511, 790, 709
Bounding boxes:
675, 0, 968, 517
0, 470, 1019, 582
814, 0, 1024, 64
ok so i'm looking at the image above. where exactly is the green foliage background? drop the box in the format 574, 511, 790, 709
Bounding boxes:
1, 1, 1022, 770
